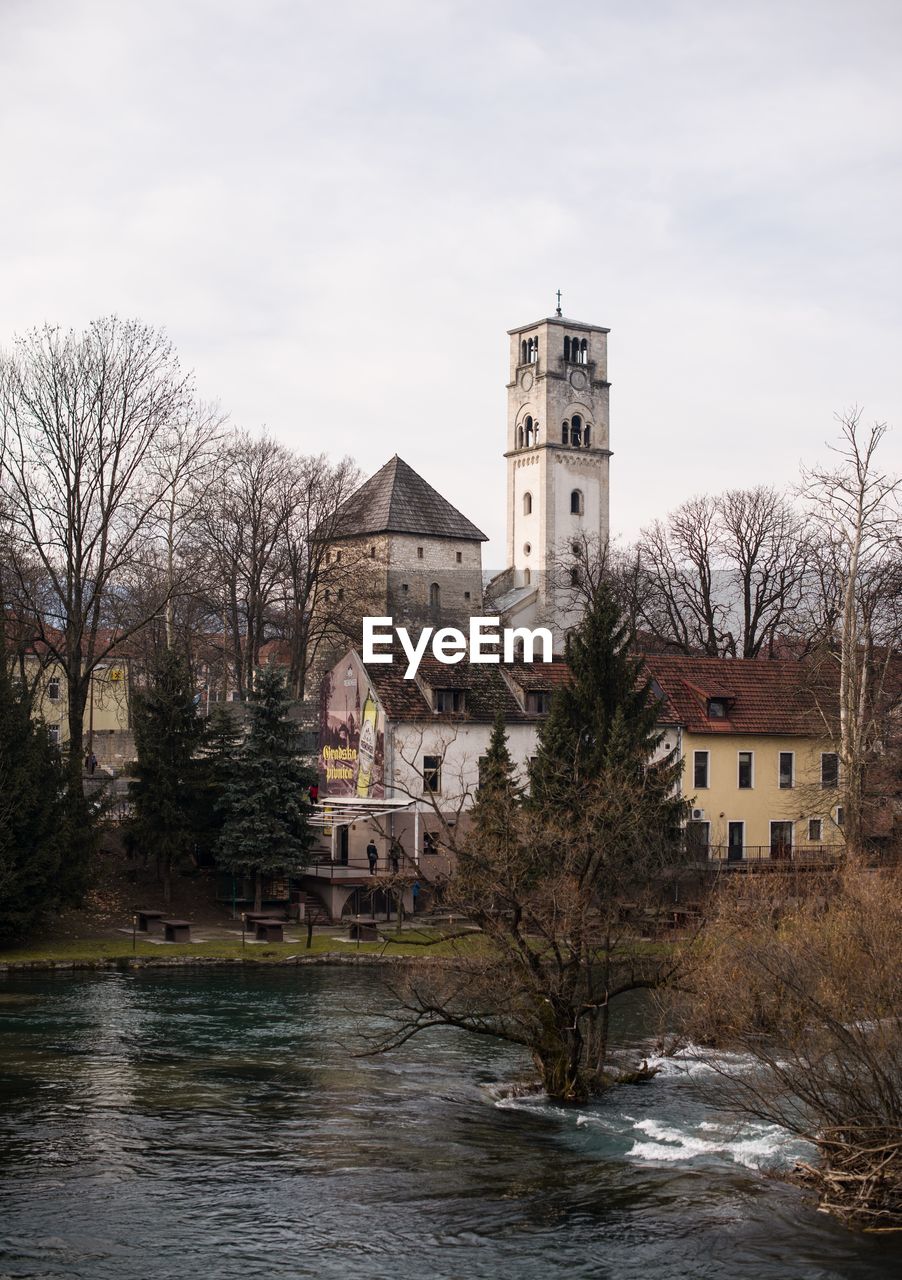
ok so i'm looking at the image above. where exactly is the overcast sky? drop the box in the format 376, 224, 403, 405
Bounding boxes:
1, 0, 900, 568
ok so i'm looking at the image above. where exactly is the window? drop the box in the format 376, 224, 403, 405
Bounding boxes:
370, 545, 376, 558
455, 551, 462, 563
417, 546, 424, 559
835, 805, 845, 827
523, 491, 533, 515
707, 699, 727, 719
524, 414, 534, 446
693, 750, 709, 789
464, 590, 471, 600
584, 426, 591, 447
821, 752, 839, 789
526, 690, 550, 714
47, 724, 60, 745
570, 489, 584, 515
518, 425, 524, 448
423, 831, 439, 855
523, 542, 531, 556
570, 566, 580, 586
779, 752, 794, 789
564, 336, 571, 362
401, 583, 409, 593
231, 691, 242, 702
579, 338, 587, 364
435, 689, 465, 713
429, 582, 440, 608
738, 751, 753, 789
521, 339, 527, 364
561, 421, 569, 445
422, 756, 441, 794
808, 818, 822, 842
47, 677, 60, 702
523, 568, 530, 584
570, 414, 582, 446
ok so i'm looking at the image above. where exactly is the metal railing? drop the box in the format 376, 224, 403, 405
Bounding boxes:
697, 843, 841, 866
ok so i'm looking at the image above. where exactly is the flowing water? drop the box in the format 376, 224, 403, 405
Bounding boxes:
0, 967, 899, 1279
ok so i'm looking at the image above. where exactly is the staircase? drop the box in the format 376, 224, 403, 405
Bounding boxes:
295, 891, 332, 925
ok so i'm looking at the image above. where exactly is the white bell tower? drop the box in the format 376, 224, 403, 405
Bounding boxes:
502, 301, 611, 647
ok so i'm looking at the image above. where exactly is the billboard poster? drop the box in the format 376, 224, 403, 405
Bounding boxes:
319, 655, 385, 799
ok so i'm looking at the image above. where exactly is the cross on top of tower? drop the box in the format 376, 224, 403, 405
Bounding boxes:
555, 289, 562, 317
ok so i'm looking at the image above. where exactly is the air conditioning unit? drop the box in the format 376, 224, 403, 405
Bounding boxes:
691, 808, 706, 821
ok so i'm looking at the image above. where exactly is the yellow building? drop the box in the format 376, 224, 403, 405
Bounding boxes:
645, 655, 843, 862
26, 655, 131, 767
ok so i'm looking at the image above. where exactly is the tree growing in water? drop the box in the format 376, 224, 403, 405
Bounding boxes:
371, 584, 689, 1103
217, 665, 314, 912
129, 650, 203, 905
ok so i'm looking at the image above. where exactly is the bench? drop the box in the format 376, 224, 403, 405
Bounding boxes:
254, 918, 284, 943
135, 909, 166, 933
348, 917, 380, 942
161, 918, 191, 943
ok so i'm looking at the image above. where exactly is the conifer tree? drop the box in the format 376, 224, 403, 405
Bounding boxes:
129, 650, 203, 905
0, 664, 68, 943
217, 665, 314, 911
529, 581, 685, 845
189, 703, 243, 862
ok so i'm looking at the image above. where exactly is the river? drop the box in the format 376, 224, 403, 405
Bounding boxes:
0, 967, 899, 1279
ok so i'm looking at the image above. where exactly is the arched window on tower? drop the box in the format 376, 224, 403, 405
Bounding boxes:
561, 420, 569, 445
429, 582, 441, 609
570, 489, 584, 515
571, 414, 582, 447
527, 337, 534, 363
521, 339, 527, 364
564, 336, 571, 363
524, 414, 533, 446
523, 491, 532, 515
532, 337, 538, 363
517, 425, 524, 448
524, 567, 531, 585
580, 338, 588, 364
584, 425, 591, 448
533, 422, 540, 444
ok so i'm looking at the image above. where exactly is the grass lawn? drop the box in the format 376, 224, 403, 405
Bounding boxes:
0, 927, 486, 968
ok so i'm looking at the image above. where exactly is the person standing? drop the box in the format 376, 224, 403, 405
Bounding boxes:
366, 839, 378, 875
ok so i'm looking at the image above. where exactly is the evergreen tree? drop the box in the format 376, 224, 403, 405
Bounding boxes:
529, 582, 685, 843
0, 664, 68, 943
129, 650, 203, 905
189, 703, 243, 863
217, 665, 314, 911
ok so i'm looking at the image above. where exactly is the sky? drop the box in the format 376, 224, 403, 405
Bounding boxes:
1, 0, 900, 570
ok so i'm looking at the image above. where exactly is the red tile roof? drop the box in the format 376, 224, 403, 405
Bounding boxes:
642, 653, 835, 736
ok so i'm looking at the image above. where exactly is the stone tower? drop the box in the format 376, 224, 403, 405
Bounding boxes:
495, 308, 611, 647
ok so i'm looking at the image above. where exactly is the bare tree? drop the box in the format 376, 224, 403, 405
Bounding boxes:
193, 431, 290, 700
0, 318, 195, 828
801, 411, 902, 858
674, 864, 902, 1229
274, 452, 363, 699
635, 487, 810, 657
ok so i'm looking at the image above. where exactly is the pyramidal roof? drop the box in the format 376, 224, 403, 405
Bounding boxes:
331, 456, 487, 542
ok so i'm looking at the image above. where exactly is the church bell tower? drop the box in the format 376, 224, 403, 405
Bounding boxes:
502, 302, 612, 647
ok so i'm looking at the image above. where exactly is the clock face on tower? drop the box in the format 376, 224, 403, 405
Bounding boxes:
569, 368, 587, 391
519, 369, 534, 392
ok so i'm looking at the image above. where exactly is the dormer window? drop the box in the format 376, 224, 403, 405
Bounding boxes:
435, 688, 465, 713
526, 690, 550, 714
707, 699, 728, 719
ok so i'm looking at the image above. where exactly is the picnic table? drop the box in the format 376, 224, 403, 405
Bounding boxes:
135, 909, 166, 933
254, 918, 284, 943
348, 917, 380, 942
161, 919, 191, 943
